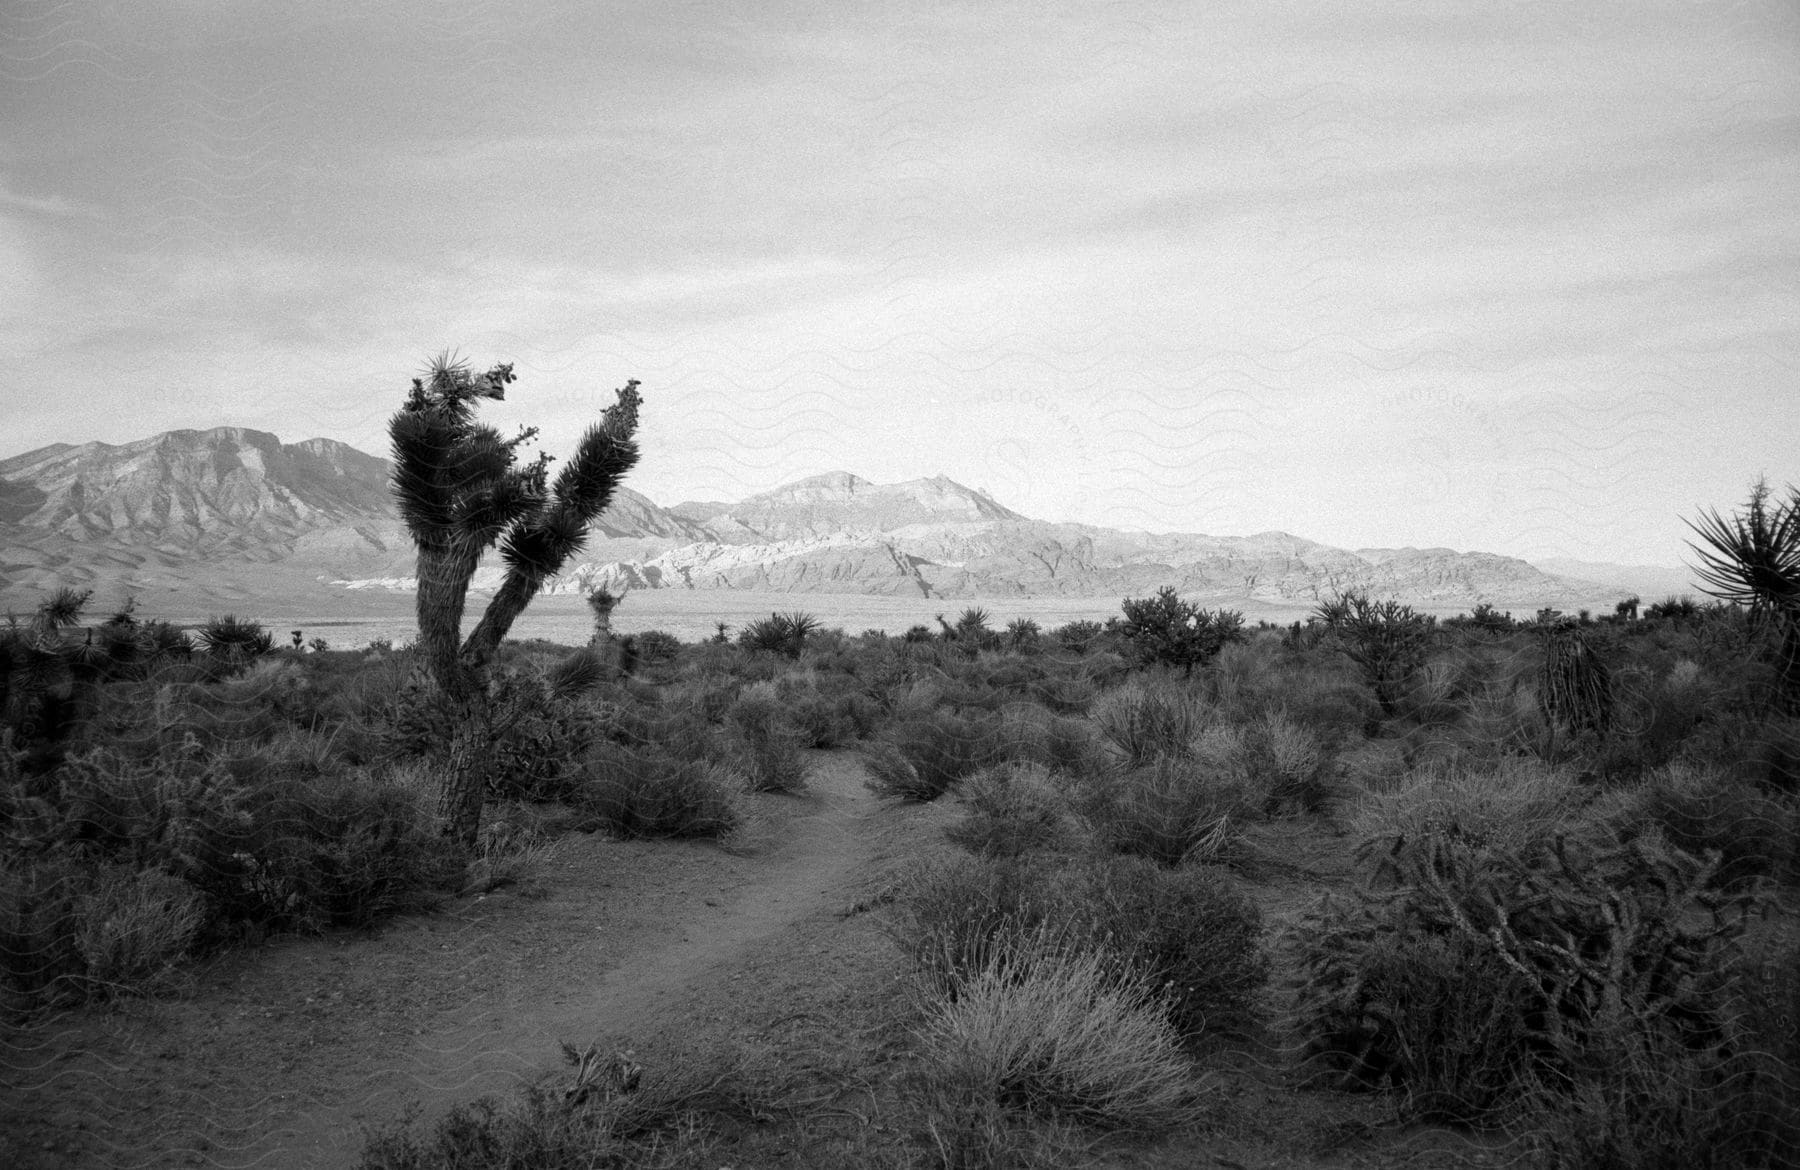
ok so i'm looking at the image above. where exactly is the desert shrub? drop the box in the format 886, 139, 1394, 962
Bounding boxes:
72, 863, 206, 993
573, 742, 742, 839
1052, 620, 1106, 653
1287, 826, 1759, 1125
893, 853, 1267, 1041
1740, 714, 1800, 795
45, 742, 461, 936
1340, 755, 1603, 859
917, 933, 1199, 1132
385, 667, 596, 802
630, 629, 682, 666
1082, 757, 1245, 867
994, 702, 1102, 776
1027, 668, 1096, 716
0, 846, 90, 1009
725, 689, 810, 794
862, 708, 996, 801
945, 764, 1078, 858
1594, 658, 1732, 780
1090, 683, 1204, 766
1236, 710, 1343, 816
359, 1039, 787, 1169
779, 687, 861, 749
671, 675, 739, 727
169, 764, 463, 934
1387, 653, 1471, 728
1, 749, 456, 1009
1622, 763, 1800, 888
1051, 855, 1269, 1039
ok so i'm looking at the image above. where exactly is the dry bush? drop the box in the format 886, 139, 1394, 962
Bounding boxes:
916, 931, 1202, 1133
724, 687, 810, 794
1236, 710, 1345, 816
945, 763, 1082, 858
460, 817, 567, 897
1090, 683, 1206, 766
892, 853, 1268, 1041
862, 708, 997, 802
1340, 754, 1608, 859
1622, 762, 1800, 889
573, 743, 743, 840
73, 864, 206, 993
358, 1038, 795, 1169
1082, 757, 1247, 867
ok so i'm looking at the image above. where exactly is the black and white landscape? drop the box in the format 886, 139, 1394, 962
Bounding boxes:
0, 425, 1684, 616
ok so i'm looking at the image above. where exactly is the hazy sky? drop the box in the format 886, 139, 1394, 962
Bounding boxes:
3, 1, 1796, 566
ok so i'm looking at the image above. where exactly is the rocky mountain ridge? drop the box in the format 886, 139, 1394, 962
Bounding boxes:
0, 427, 1678, 610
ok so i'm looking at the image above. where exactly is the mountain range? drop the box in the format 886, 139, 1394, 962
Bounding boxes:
0, 427, 1695, 615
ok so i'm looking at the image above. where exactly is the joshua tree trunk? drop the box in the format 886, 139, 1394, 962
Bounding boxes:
437, 699, 493, 845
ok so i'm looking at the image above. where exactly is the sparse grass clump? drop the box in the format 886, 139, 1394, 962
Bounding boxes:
916, 931, 1200, 1133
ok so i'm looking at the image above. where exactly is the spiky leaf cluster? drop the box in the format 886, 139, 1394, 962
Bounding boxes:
1687, 478, 1800, 619
389, 356, 642, 683
738, 612, 819, 659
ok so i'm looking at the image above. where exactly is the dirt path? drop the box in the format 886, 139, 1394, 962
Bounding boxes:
1, 752, 931, 1169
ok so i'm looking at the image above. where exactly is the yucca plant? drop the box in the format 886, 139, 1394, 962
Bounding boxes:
737, 611, 817, 659
194, 614, 275, 665
1686, 478, 1800, 712
389, 354, 642, 846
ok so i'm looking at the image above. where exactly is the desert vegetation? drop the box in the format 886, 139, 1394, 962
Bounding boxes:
2, 478, 1798, 1168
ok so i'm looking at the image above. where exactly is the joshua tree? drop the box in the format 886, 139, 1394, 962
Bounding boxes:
389, 354, 642, 845
587, 585, 625, 647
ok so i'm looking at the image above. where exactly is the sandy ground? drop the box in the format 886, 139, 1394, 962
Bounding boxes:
0, 753, 935, 1169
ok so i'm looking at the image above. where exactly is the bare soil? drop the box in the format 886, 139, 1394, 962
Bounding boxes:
2, 754, 1521, 1169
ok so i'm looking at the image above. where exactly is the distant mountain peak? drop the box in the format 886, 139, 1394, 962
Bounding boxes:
1, 429, 1649, 614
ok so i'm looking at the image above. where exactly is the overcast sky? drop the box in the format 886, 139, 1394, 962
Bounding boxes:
2, 1, 1795, 566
